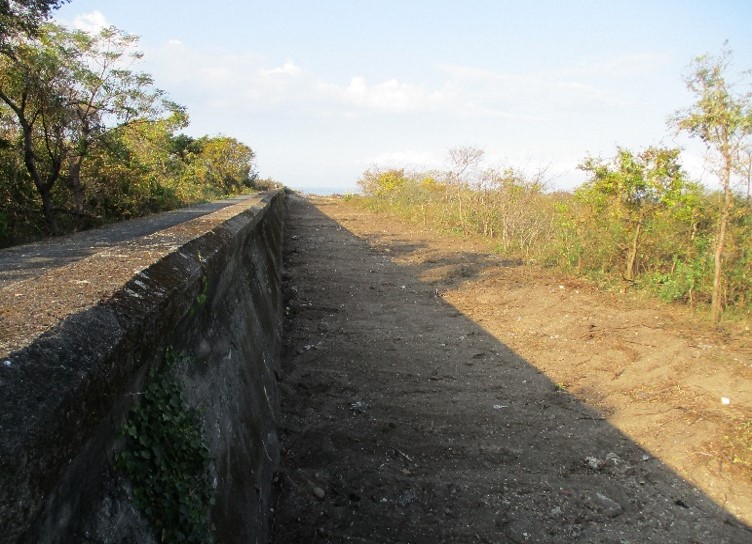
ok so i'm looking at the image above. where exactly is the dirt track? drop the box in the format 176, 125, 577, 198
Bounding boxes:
271, 194, 752, 543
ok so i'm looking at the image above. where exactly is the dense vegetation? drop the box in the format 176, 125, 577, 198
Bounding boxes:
356, 51, 752, 323
0, 2, 259, 247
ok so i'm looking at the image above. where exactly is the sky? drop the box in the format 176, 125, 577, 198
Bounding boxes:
54, 1, 752, 194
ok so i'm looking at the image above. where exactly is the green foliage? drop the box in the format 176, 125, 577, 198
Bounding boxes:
253, 177, 283, 191
0, 19, 259, 247
116, 349, 214, 543
0, 22, 171, 233
181, 135, 257, 195
189, 274, 209, 317
358, 167, 407, 198
672, 46, 752, 322
0, 0, 68, 42
195, 275, 208, 306
642, 256, 713, 304
575, 146, 692, 280
355, 143, 752, 318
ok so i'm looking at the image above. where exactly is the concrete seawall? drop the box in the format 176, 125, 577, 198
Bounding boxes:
0, 190, 285, 543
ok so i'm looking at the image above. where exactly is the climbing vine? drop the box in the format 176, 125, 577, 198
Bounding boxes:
116, 349, 215, 543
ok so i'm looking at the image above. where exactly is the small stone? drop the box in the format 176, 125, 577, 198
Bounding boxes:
350, 400, 368, 413
312, 486, 326, 500
595, 492, 623, 518
585, 456, 603, 471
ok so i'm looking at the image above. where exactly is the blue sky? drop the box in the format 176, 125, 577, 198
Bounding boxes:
55, 1, 752, 193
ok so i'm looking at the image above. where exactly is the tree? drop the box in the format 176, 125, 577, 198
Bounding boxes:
61, 25, 169, 216
673, 47, 752, 322
577, 147, 690, 282
183, 136, 257, 195
79, 109, 189, 218
0, 23, 171, 233
474, 165, 550, 253
357, 167, 406, 199
0, 24, 74, 232
737, 147, 752, 206
444, 145, 484, 229
0, 0, 67, 44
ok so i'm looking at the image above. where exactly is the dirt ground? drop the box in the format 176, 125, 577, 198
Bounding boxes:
271, 193, 752, 543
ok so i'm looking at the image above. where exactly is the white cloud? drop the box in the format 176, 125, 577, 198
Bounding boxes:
142, 42, 659, 122
143, 41, 552, 119
331, 76, 450, 114
69, 11, 109, 33
131, 40, 678, 192
261, 61, 302, 77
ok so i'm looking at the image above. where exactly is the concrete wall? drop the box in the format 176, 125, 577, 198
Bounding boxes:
0, 191, 284, 543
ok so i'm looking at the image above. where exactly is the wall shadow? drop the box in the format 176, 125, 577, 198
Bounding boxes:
273, 195, 751, 544
362, 230, 523, 292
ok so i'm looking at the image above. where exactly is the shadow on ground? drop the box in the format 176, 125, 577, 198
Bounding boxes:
362, 231, 523, 292
271, 195, 751, 544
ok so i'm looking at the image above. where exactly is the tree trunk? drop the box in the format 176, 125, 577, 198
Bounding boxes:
711, 157, 733, 324
68, 155, 85, 214
625, 219, 642, 281
20, 120, 59, 234
38, 183, 58, 234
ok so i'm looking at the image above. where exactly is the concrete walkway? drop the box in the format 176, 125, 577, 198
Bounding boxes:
0, 195, 259, 358
0, 197, 248, 287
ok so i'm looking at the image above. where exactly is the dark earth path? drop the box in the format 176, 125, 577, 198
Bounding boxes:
270, 194, 751, 543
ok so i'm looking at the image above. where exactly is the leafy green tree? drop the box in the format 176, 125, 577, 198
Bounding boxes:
0, 105, 41, 243
577, 147, 691, 282
357, 167, 406, 198
183, 136, 257, 195
673, 47, 752, 322
63, 26, 170, 217
0, 23, 173, 232
0, 24, 75, 232
0, 0, 67, 44
80, 110, 189, 218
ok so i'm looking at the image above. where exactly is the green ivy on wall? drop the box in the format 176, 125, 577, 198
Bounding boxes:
116, 349, 215, 543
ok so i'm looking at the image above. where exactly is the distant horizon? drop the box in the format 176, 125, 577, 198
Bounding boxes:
55, 1, 752, 194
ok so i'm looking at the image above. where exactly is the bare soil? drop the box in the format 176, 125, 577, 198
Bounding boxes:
271, 194, 752, 543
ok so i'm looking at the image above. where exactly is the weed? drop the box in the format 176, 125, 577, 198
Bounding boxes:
116, 349, 214, 543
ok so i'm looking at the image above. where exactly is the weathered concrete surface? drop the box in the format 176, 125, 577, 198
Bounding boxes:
0, 191, 284, 543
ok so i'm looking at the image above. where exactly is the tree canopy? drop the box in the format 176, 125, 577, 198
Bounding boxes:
673, 47, 752, 322
0, 17, 260, 245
